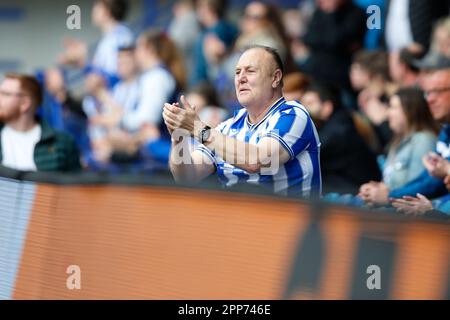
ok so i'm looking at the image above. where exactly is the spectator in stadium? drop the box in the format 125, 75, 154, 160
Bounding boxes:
0, 73, 81, 172
383, 0, 449, 53
85, 46, 140, 164
90, 30, 184, 170
285, 1, 315, 66
168, 0, 201, 78
410, 16, 450, 75
431, 17, 450, 58
297, 0, 367, 90
130, 29, 184, 135
282, 72, 310, 102
191, 0, 238, 86
379, 87, 438, 190
163, 45, 322, 197
40, 67, 90, 161
58, 0, 134, 85
389, 48, 422, 88
392, 170, 450, 217
234, 1, 291, 65
359, 63, 450, 207
350, 50, 394, 151
186, 82, 229, 128
302, 82, 381, 194
59, 0, 134, 151
206, 1, 298, 112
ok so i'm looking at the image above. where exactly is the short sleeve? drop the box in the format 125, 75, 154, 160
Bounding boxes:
261, 108, 313, 160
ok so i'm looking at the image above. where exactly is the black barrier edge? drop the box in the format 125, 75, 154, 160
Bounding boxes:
0, 300, 446, 317
0, 165, 449, 224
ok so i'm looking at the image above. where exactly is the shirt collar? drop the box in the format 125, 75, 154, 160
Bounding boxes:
245, 96, 285, 130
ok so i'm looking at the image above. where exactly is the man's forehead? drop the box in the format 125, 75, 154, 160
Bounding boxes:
236, 48, 274, 69
423, 69, 450, 86
235, 59, 259, 69
0, 78, 19, 88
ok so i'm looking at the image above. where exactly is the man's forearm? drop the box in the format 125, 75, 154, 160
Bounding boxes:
201, 129, 279, 174
389, 174, 447, 199
169, 141, 193, 183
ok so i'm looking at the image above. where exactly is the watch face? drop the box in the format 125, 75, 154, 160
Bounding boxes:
204, 128, 211, 140
202, 127, 211, 144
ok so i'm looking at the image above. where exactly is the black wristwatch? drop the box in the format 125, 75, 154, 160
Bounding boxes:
199, 125, 211, 144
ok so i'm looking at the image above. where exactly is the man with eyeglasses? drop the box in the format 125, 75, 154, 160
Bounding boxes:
359, 54, 450, 207
0, 73, 81, 172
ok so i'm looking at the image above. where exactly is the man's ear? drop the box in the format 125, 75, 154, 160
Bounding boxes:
20, 96, 34, 114
272, 69, 282, 88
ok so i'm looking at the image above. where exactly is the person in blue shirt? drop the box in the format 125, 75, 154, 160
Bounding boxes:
191, 0, 238, 86
391, 170, 450, 217
163, 45, 322, 197
359, 66, 450, 206
58, 0, 134, 87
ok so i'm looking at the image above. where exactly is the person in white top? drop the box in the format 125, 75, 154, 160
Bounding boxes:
0, 75, 42, 171
84, 46, 141, 163
81, 30, 185, 165
58, 0, 134, 81
385, 0, 415, 52
0, 73, 81, 172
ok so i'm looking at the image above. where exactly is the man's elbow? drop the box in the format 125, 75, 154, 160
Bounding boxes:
170, 164, 204, 185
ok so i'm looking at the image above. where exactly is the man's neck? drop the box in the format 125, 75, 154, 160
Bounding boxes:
6, 117, 38, 132
247, 94, 283, 124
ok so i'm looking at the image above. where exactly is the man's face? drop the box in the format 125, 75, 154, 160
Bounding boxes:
235, 48, 278, 108
350, 63, 370, 90
241, 2, 268, 34
118, 50, 138, 80
91, 1, 107, 27
0, 78, 24, 122
421, 69, 450, 122
317, 0, 345, 13
301, 91, 324, 120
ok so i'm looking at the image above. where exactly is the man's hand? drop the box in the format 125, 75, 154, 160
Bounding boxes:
90, 108, 122, 129
358, 181, 390, 206
422, 152, 450, 179
163, 95, 202, 137
203, 34, 226, 64
391, 194, 433, 215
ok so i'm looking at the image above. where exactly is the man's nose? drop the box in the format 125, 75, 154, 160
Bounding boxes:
237, 72, 248, 83
426, 94, 436, 105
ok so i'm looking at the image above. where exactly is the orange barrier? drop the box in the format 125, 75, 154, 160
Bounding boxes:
1, 178, 449, 299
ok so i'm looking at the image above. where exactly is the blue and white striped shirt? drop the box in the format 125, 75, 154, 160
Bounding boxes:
92, 24, 134, 75
198, 97, 322, 197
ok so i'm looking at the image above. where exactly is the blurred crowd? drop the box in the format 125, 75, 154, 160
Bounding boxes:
1, 0, 450, 217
